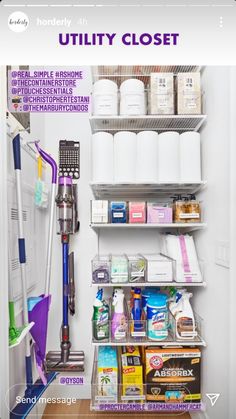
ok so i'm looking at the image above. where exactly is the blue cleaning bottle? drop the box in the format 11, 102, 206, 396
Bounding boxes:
132, 288, 143, 332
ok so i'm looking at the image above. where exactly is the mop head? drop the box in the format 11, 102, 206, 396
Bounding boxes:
35, 179, 48, 209
46, 351, 85, 372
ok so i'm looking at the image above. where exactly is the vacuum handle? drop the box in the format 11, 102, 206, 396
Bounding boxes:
13, 133, 21, 170
69, 252, 75, 316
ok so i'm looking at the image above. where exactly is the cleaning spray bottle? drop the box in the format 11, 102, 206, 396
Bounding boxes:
172, 290, 196, 340
92, 289, 109, 341
111, 290, 128, 340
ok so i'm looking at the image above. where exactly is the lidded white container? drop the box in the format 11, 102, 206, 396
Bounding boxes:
93, 79, 118, 115
120, 79, 146, 115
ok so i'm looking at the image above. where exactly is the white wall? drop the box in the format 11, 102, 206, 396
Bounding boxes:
194, 66, 231, 419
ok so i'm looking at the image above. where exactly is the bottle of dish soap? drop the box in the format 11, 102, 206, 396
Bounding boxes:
92, 289, 109, 341
111, 290, 128, 340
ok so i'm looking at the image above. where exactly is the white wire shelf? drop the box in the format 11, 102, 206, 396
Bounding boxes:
89, 115, 207, 134
92, 339, 206, 347
90, 223, 207, 232
92, 65, 203, 86
90, 181, 207, 199
91, 281, 206, 288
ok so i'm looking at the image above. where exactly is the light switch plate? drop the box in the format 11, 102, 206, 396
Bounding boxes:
215, 240, 230, 268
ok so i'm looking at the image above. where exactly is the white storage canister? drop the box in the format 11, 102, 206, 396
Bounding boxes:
93, 79, 118, 116
120, 79, 146, 116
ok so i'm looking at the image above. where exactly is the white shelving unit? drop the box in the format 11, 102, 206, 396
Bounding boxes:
92, 65, 203, 86
90, 222, 207, 232
92, 339, 206, 347
91, 281, 206, 288
90, 65, 206, 414
90, 114, 207, 134
90, 181, 207, 199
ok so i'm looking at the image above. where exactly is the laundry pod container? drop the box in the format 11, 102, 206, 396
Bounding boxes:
120, 79, 146, 115
93, 79, 118, 115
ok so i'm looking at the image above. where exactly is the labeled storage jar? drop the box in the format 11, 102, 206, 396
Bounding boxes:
93, 79, 118, 115
120, 79, 146, 115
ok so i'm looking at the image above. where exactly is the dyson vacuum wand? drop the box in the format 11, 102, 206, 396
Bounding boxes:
46, 176, 84, 372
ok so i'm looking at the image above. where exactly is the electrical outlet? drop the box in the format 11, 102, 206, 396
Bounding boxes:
215, 241, 230, 268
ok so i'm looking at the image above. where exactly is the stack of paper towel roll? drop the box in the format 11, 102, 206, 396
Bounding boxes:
91, 130, 201, 183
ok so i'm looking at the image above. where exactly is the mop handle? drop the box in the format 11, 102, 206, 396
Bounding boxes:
35, 143, 57, 295
13, 134, 33, 387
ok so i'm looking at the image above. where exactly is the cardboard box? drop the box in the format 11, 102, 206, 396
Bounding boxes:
142, 253, 173, 282
149, 73, 174, 115
121, 346, 144, 399
91, 200, 108, 223
177, 72, 201, 115
145, 348, 201, 403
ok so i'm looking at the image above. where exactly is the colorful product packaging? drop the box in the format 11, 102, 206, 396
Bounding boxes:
97, 346, 118, 402
121, 346, 144, 400
129, 202, 146, 223
110, 201, 127, 223
147, 203, 173, 224
145, 348, 201, 403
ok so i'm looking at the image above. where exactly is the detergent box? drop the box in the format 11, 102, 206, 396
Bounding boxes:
97, 346, 118, 402
121, 346, 144, 401
145, 348, 201, 403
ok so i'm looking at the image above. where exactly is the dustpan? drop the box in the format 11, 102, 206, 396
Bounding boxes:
28, 295, 51, 385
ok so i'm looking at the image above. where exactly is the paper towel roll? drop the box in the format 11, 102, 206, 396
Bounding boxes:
180, 132, 201, 182
136, 131, 158, 182
114, 131, 136, 182
158, 131, 180, 182
92, 132, 114, 182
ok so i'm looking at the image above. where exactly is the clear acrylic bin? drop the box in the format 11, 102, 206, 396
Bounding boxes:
127, 254, 147, 283
92, 255, 111, 284
111, 254, 129, 283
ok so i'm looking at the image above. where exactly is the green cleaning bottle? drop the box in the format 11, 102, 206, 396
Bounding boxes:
93, 289, 109, 341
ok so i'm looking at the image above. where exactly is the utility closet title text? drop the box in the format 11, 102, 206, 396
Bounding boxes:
59, 32, 180, 47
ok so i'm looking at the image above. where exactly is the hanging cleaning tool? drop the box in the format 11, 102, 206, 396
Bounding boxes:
10, 135, 56, 419
34, 155, 48, 209
28, 142, 58, 384
46, 175, 84, 372
9, 299, 34, 349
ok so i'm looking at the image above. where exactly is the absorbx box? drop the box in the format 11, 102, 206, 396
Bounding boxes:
145, 347, 201, 403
